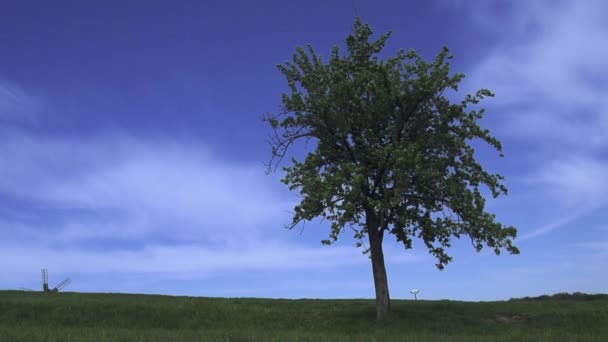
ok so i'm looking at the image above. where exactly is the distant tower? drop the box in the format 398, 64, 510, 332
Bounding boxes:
42, 269, 50, 292
41, 268, 71, 293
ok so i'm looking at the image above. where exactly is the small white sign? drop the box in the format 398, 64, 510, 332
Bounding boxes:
410, 288, 420, 300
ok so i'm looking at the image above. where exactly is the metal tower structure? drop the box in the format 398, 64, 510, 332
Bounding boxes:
41, 268, 71, 293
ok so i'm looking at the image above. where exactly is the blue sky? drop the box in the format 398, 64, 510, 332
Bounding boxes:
1, 0, 606, 301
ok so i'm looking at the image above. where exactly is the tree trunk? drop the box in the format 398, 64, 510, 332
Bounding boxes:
367, 211, 391, 321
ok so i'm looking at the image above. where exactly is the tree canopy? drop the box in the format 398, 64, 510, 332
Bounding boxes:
264, 18, 519, 320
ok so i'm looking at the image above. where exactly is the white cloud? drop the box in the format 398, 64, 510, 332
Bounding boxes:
517, 155, 606, 238
519, 205, 599, 241
446, 0, 558, 39
0, 130, 294, 243
525, 156, 608, 207
467, 0, 608, 142
0, 241, 357, 275
0, 129, 425, 280
458, 0, 608, 240
0, 239, 424, 276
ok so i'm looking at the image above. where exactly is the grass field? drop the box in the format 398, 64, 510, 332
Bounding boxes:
0, 291, 606, 341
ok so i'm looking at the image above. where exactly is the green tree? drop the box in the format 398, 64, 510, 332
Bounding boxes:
263, 18, 519, 321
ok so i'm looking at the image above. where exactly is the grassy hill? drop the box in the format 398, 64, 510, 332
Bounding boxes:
1, 291, 606, 341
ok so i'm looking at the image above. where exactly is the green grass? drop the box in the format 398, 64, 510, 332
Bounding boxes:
0, 291, 606, 341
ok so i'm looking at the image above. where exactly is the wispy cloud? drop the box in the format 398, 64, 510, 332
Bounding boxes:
0, 128, 424, 280
525, 156, 608, 207
467, 0, 608, 147
0, 130, 291, 243
461, 0, 608, 240
0, 240, 357, 275
0, 239, 424, 276
0, 81, 41, 123
518, 205, 599, 241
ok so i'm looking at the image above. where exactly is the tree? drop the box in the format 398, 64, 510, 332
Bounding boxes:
263, 18, 519, 321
